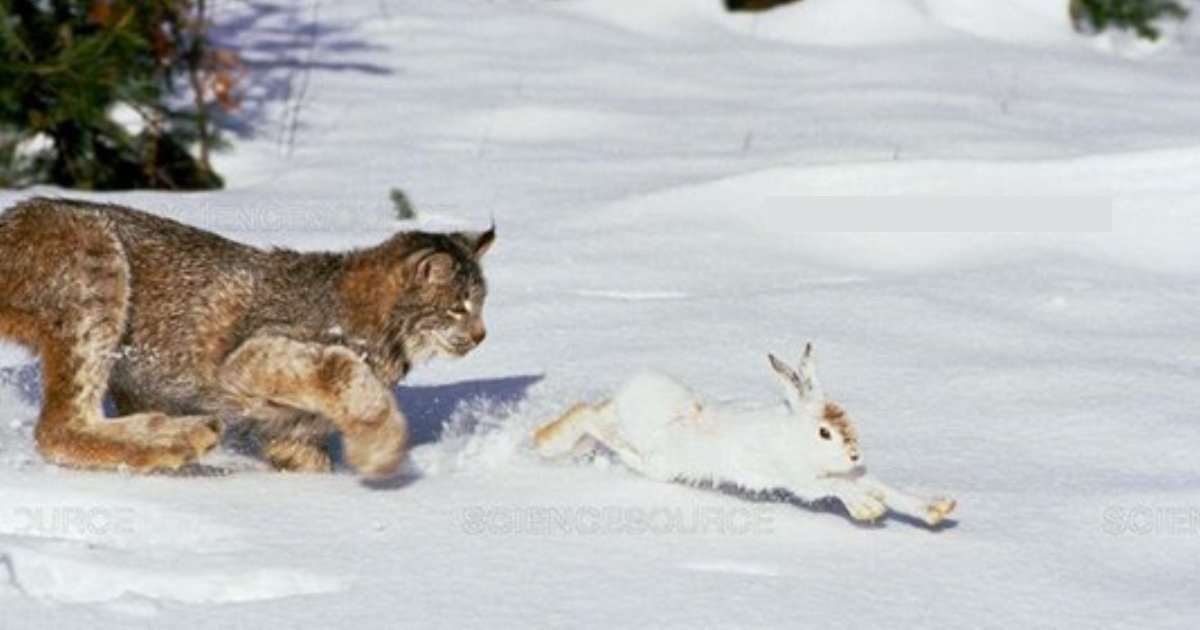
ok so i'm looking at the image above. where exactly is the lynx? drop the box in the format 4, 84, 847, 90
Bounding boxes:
0, 197, 494, 477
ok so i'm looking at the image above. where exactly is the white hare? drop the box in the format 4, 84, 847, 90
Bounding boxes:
534, 344, 956, 526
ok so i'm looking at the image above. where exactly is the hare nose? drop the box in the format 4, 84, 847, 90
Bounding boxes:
850, 453, 860, 463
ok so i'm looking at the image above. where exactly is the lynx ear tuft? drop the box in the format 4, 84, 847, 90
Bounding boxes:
457, 225, 495, 260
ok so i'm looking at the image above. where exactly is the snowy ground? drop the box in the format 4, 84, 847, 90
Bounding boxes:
2, 0, 1199, 627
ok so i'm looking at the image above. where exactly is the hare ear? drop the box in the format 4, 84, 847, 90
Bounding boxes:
797, 342, 823, 400
769, 353, 805, 412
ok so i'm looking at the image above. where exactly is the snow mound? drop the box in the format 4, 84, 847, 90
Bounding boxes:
2, 539, 341, 604
0, 345, 33, 369
728, 0, 947, 47
567, 0, 726, 38
444, 105, 635, 142
921, 0, 1078, 45
587, 148, 1200, 274
570, 0, 1082, 48
409, 396, 556, 477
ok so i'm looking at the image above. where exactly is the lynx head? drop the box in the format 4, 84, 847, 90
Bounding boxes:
768, 343, 861, 475
400, 227, 495, 361
343, 226, 495, 377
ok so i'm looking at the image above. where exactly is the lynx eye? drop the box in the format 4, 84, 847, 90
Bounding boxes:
448, 305, 469, 319
818, 427, 832, 441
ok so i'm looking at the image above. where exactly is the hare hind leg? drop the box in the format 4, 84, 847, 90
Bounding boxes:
533, 401, 648, 471
534, 402, 605, 459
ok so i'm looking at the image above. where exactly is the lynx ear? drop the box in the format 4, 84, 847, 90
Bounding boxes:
409, 249, 455, 285
457, 226, 495, 260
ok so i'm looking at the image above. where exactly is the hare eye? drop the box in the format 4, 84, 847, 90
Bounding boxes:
819, 427, 832, 440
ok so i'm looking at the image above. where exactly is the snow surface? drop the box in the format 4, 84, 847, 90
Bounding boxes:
2, 0, 1200, 627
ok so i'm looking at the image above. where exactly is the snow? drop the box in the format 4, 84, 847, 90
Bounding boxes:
2, 0, 1199, 627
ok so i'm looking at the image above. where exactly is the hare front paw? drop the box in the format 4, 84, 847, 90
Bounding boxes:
924, 498, 957, 526
839, 490, 887, 523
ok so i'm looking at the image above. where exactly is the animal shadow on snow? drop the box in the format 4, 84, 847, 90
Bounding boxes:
2, 366, 948, 526
0, 362, 41, 408
393, 374, 544, 448
358, 374, 544, 490
207, 0, 393, 140
709, 482, 959, 532
0, 362, 542, 481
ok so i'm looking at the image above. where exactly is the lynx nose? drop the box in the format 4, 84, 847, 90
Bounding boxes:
469, 323, 487, 345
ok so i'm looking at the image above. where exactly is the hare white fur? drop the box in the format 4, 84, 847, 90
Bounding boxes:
534, 343, 956, 526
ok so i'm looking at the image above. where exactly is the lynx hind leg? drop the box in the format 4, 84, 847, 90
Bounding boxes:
29, 222, 219, 473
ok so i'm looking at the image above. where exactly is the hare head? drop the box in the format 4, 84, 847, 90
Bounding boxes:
768, 343, 861, 475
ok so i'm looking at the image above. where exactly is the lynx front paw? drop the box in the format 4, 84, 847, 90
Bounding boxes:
344, 417, 407, 479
